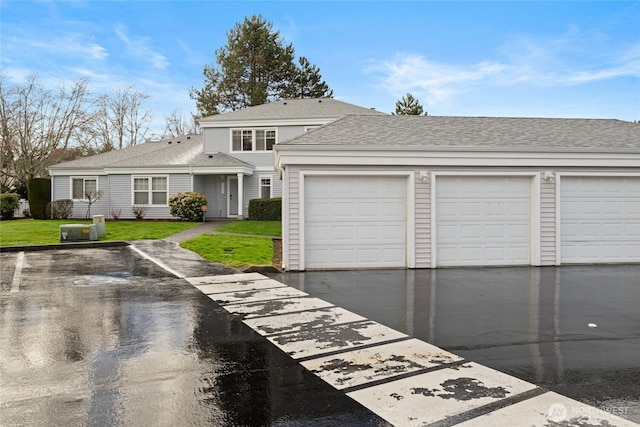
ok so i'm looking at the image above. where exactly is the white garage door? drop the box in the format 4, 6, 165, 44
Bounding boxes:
304, 176, 406, 269
436, 177, 532, 267
561, 177, 640, 263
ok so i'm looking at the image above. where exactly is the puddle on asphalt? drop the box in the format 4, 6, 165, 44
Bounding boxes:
62, 272, 133, 287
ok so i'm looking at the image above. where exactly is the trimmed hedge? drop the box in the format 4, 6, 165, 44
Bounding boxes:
169, 191, 207, 221
0, 193, 20, 220
248, 198, 281, 221
27, 178, 51, 220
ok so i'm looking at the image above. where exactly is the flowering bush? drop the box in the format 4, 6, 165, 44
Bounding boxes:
169, 192, 207, 221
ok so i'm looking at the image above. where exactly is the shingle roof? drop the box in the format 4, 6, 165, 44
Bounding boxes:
198, 98, 386, 123
50, 134, 251, 170
278, 115, 640, 151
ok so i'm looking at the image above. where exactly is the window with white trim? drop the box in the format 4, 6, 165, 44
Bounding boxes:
133, 176, 167, 205
232, 129, 276, 152
72, 177, 97, 200
260, 177, 272, 199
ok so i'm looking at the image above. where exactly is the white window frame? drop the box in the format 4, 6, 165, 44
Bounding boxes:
230, 128, 277, 152
259, 175, 272, 199
71, 176, 98, 201
131, 175, 169, 206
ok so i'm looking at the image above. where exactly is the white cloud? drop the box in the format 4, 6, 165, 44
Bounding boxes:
366, 54, 511, 104
114, 25, 169, 70
367, 40, 639, 107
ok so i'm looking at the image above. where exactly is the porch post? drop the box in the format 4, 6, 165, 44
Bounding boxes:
236, 172, 244, 219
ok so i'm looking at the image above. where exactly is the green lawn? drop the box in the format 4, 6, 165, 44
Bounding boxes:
180, 220, 282, 269
180, 234, 274, 269
216, 220, 281, 236
0, 219, 201, 246
1, 218, 282, 270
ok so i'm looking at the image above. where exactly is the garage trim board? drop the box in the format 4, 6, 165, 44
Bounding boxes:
299, 170, 415, 271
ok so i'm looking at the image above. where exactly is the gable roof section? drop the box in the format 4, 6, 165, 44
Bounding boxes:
49, 134, 252, 173
198, 98, 386, 125
278, 115, 640, 152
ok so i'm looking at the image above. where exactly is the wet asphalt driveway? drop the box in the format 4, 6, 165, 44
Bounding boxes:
1, 241, 639, 425
0, 244, 386, 426
271, 266, 640, 423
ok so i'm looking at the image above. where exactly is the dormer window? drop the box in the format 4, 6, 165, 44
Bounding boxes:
232, 129, 276, 152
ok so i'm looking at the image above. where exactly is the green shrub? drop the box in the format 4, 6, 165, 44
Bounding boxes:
169, 191, 207, 221
0, 193, 20, 220
47, 199, 74, 219
27, 178, 51, 220
248, 198, 281, 221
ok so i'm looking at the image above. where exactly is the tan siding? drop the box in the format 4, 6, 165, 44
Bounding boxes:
540, 177, 556, 265
287, 168, 300, 270
414, 170, 431, 268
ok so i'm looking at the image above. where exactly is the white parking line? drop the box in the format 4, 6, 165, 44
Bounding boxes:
128, 245, 184, 278
10, 251, 24, 293
186, 272, 637, 426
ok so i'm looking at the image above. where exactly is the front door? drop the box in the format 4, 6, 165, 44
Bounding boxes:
227, 177, 238, 217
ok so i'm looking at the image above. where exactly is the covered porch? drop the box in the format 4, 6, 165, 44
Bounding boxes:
192, 168, 253, 219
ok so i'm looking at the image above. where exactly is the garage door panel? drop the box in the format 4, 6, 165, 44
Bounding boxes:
561, 177, 640, 263
305, 176, 406, 269
436, 177, 532, 266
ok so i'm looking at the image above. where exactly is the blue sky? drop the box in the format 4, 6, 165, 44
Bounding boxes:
1, 1, 639, 133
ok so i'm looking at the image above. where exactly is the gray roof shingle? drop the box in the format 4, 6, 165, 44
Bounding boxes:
50, 134, 251, 170
278, 115, 640, 151
198, 98, 386, 123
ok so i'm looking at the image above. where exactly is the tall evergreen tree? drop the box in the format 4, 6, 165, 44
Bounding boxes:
284, 56, 333, 99
392, 93, 427, 116
191, 15, 297, 117
191, 16, 333, 117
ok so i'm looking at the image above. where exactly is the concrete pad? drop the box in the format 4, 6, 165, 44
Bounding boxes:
243, 307, 366, 336
268, 321, 408, 360
185, 272, 266, 285
206, 286, 308, 305
302, 338, 464, 390
457, 391, 638, 426
194, 278, 286, 295
223, 297, 334, 318
347, 362, 537, 427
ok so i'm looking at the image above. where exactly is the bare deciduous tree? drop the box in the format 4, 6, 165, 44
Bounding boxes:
0, 73, 92, 193
88, 86, 152, 151
162, 109, 198, 139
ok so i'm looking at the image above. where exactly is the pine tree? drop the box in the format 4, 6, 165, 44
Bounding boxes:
191, 16, 334, 117
284, 57, 333, 99
392, 93, 427, 116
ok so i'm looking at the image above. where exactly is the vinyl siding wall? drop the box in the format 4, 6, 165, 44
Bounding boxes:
414, 169, 431, 268
540, 175, 557, 266
52, 175, 109, 219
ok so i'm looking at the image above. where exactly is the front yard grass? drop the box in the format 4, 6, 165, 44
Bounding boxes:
180, 234, 274, 269
0, 219, 201, 246
216, 220, 281, 236
1, 218, 282, 270
180, 220, 282, 269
